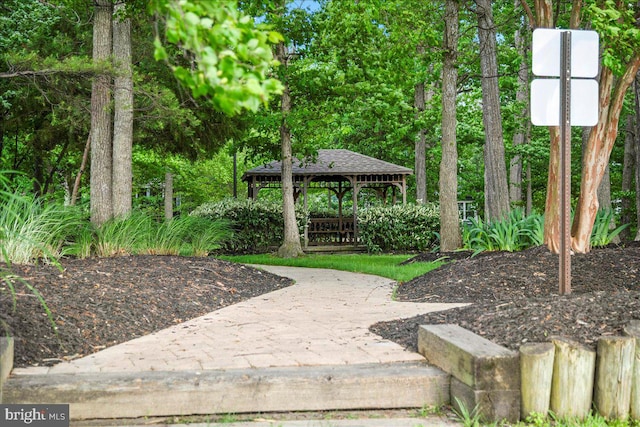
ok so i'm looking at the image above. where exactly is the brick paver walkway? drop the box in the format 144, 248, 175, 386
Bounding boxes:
13, 266, 465, 375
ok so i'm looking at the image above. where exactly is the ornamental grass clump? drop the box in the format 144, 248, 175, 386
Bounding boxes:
93, 213, 232, 257
0, 189, 84, 265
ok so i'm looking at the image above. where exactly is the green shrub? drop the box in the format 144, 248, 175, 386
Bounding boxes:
191, 198, 307, 253
462, 209, 544, 254
357, 203, 439, 253
590, 209, 630, 248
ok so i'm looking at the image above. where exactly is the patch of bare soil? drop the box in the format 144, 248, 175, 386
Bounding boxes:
0, 256, 293, 368
371, 243, 640, 352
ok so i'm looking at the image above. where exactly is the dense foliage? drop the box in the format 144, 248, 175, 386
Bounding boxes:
357, 203, 440, 253
0, 0, 639, 251
191, 198, 307, 253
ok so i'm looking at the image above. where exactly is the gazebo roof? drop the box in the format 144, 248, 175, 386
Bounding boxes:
242, 149, 413, 178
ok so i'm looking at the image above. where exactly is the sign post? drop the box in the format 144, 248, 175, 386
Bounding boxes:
530, 28, 599, 295
559, 31, 571, 295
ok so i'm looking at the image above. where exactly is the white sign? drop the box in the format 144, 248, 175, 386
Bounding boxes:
530, 79, 599, 126
532, 29, 599, 78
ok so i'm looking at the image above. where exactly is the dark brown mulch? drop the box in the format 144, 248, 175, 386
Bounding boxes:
2, 244, 639, 369
0, 256, 293, 368
371, 243, 640, 352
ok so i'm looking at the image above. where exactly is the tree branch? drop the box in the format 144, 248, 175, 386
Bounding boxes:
0, 69, 95, 79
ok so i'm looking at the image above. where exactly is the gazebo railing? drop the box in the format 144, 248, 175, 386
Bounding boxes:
305, 218, 357, 246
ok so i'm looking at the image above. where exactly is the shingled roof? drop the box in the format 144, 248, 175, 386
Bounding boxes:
242, 149, 413, 178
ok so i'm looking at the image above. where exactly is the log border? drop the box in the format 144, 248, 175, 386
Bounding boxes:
418, 323, 640, 423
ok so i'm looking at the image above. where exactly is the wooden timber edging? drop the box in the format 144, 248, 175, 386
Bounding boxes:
418, 321, 640, 423
0, 337, 14, 402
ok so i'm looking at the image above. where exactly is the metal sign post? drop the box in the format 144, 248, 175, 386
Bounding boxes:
559, 31, 571, 295
530, 28, 599, 296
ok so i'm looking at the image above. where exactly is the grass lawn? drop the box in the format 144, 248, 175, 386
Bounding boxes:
218, 253, 443, 283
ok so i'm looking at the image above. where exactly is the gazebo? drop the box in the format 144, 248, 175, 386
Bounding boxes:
242, 149, 413, 247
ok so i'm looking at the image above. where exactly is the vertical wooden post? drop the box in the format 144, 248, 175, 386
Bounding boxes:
550, 337, 596, 418
594, 336, 635, 420
520, 342, 555, 418
624, 321, 640, 419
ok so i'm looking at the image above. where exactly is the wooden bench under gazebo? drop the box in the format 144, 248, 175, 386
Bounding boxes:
242, 149, 413, 249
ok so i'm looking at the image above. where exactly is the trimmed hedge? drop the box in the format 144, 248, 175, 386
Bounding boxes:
191, 198, 307, 253
357, 203, 440, 253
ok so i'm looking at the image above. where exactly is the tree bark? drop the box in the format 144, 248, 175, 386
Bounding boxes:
414, 80, 427, 203
112, 1, 133, 219
620, 115, 634, 242
476, 0, 510, 222
71, 134, 91, 206
276, 41, 303, 258
572, 55, 640, 252
510, 3, 530, 206
90, 0, 114, 226
164, 172, 173, 221
440, 0, 462, 252
635, 76, 640, 241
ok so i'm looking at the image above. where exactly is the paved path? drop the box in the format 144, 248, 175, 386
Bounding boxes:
13, 266, 465, 375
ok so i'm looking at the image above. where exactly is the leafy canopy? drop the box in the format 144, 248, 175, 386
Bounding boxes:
150, 0, 284, 115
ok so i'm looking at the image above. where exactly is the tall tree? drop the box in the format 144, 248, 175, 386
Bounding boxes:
112, 1, 133, 218
521, 0, 640, 253
276, 39, 303, 258
620, 114, 635, 242
440, 0, 462, 251
571, 2, 640, 252
90, 0, 114, 226
475, 0, 510, 221
635, 76, 640, 241
414, 76, 427, 203
510, 0, 531, 208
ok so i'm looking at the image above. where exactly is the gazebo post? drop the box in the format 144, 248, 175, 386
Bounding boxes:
338, 181, 343, 243
303, 177, 309, 248
403, 176, 407, 204
351, 176, 358, 245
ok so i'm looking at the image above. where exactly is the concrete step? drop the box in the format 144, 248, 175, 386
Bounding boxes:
3, 362, 450, 420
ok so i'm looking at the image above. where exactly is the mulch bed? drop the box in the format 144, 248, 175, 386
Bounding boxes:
371, 243, 640, 352
2, 244, 639, 368
0, 256, 293, 368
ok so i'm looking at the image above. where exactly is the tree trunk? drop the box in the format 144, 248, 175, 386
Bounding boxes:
510, 5, 529, 206
526, 162, 533, 215
526, 0, 565, 254
476, 0, 510, 222
70, 134, 91, 206
90, 0, 114, 226
635, 76, 640, 241
439, 0, 462, 252
164, 172, 173, 221
620, 115, 634, 242
414, 80, 427, 203
276, 42, 303, 258
112, 1, 133, 219
572, 55, 640, 253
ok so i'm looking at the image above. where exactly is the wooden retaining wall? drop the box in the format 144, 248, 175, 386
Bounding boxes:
419, 321, 640, 423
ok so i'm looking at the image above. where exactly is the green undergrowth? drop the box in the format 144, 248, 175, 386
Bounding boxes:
219, 253, 443, 283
